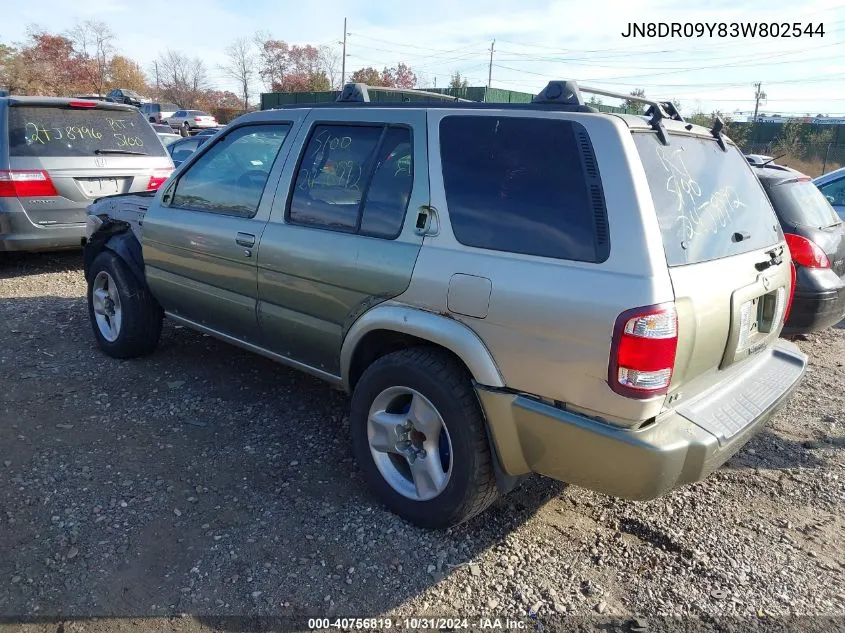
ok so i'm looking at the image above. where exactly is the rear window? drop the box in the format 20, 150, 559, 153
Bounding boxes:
439, 115, 609, 263
633, 132, 781, 266
764, 179, 841, 229
8, 106, 167, 158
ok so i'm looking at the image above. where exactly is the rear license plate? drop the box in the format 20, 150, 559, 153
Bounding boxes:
77, 177, 121, 197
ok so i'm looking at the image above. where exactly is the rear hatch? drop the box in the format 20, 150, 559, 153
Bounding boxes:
632, 130, 791, 405
6, 101, 173, 227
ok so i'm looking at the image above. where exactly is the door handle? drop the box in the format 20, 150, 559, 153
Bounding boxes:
236, 232, 256, 248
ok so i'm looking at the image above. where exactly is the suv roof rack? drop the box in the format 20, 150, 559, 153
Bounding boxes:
337, 83, 473, 103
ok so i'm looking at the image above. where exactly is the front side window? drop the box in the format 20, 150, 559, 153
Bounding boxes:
439, 115, 606, 262
288, 124, 413, 238
171, 124, 290, 218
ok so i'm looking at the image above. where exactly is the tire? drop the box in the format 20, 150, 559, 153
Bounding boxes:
180, 122, 190, 137
87, 250, 163, 359
350, 347, 498, 529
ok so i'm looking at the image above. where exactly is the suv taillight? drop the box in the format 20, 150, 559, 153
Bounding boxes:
784, 262, 797, 323
147, 168, 173, 191
0, 170, 58, 198
609, 304, 678, 399
784, 233, 830, 268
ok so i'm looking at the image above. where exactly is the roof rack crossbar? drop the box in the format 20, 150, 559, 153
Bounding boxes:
337, 83, 473, 103
578, 85, 684, 122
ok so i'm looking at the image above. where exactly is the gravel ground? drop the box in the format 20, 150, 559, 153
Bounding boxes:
1, 252, 844, 633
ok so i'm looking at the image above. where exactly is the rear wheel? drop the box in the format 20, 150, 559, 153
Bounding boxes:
87, 251, 162, 358
350, 347, 498, 529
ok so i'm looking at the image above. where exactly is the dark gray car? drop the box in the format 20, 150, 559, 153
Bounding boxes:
0, 96, 174, 252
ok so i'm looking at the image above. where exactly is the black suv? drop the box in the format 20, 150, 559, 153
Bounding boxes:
106, 89, 146, 107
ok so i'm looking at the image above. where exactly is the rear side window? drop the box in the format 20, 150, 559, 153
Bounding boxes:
289, 124, 414, 239
439, 115, 609, 263
8, 106, 167, 157
765, 179, 841, 228
633, 133, 781, 266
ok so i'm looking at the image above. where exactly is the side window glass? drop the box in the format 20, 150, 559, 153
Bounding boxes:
289, 125, 384, 231
439, 115, 604, 262
820, 178, 845, 206
360, 127, 413, 239
171, 124, 290, 218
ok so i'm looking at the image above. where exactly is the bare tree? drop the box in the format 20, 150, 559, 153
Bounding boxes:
155, 49, 209, 108
220, 37, 253, 110
68, 20, 114, 96
319, 45, 341, 89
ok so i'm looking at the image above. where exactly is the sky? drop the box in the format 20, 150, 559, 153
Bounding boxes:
2, 0, 844, 116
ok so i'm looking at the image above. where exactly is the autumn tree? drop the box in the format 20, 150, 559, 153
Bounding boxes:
349, 63, 417, 89
108, 55, 148, 93
17, 31, 86, 96
255, 34, 337, 92
220, 37, 253, 110
68, 19, 115, 96
155, 49, 209, 108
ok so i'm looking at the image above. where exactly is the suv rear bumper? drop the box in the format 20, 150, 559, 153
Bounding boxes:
477, 339, 806, 500
0, 212, 84, 252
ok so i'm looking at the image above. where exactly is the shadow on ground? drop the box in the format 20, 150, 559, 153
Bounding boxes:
0, 294, 562, 625
0, 250, 84, 279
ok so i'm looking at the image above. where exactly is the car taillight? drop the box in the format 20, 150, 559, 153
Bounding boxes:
784, 233, 830, 268
147, 169, 173, 191
68, 100, 97, 108
194, 117, 202, 122
608, 304, 678, 399
784, 262, 797, 323
0, 170, 58, 197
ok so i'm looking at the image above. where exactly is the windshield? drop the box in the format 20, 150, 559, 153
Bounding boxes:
765, 179, 841, 228
8, 106, 167, 157
633, 132, 782, 266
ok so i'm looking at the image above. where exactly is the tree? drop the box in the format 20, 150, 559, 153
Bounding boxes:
449, 71, 468, 91
17, 30, 86, 96
0, 43, 19, 92
689, 110, 749, 149
68, 20, 115, 96
349, 63, 417, 89
622, 88, 646, 112
254, 34, 333, 92
108, 55, 148, 93
220, 37, 253, 110
155, 49, 209, 108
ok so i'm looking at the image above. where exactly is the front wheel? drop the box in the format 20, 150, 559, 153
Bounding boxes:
350, 347, 498, 529
87, 251, 163, 358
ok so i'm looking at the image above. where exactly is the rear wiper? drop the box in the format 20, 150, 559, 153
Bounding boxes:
94, 149, 146, 156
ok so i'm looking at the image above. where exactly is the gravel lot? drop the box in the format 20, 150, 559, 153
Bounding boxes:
1, 252, 844, 632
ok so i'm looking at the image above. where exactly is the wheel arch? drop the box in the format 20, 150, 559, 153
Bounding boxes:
340, 304, 506, 394
83, 221, 147, 290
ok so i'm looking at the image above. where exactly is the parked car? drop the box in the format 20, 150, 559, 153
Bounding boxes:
166, 135, 211, 167
814, 166, 845, 220
745, 153, 775, 166
140, 102, 179, 124
166, 110, 218, 136
105, 89, 148, 107
82, 80, 806, 528
0, 95, 173, 252
157, 132, 182, 148
752, 162, 845, 334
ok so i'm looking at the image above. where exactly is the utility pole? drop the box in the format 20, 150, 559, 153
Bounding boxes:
341, 18, 347, 88
487, 39, 495, 89
752, 82, 766, 123
154, 60, 160, 95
